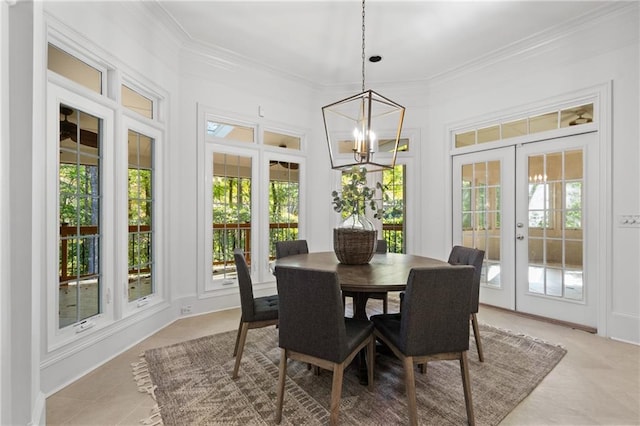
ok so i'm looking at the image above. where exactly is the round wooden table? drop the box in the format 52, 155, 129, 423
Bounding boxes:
274, 251, 448, 320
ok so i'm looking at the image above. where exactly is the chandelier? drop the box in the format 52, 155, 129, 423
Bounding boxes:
321, 0, 406, 172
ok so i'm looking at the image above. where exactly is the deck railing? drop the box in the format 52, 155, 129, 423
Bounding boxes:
61, 222, 404, 280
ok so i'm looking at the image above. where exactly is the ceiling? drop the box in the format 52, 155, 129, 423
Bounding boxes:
153, 1, 613, 88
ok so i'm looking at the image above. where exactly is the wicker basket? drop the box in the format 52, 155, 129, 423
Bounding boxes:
333, 228, 377, 265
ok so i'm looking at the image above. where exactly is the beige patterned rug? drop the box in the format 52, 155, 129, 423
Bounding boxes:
135, 322, 566, 425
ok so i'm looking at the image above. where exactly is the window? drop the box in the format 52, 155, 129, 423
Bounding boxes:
48, 42, 164, 347
200, 111, 305, 291
48, 43, 102, 94
212, 153, 252, 284
127, 130, 154, 302
58, 104, 102, 328
207, 119, 254, 143
122, 85, 153, 119
454, 104, 594, 148
268, 159, 300, 258
381, 165, 405, 253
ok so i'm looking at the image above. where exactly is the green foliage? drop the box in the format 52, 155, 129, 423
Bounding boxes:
331, 166, 386, 220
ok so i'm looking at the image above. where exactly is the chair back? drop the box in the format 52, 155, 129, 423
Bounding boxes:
448, 245, 485, 313
233, 248, 257, 321
400, 266, 475, 356
276, 266, 349, 363
375, 239, 387, 254
275, 240, 309, 259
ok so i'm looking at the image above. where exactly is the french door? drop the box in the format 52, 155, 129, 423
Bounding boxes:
452, 132, 599, 327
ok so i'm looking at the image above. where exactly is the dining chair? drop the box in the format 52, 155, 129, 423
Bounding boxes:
398, 245, 486, 362
275, 239, 309, 259
448, 245, 486, 362
275, 266, 375, 426
342, 239, 389, 315
371, 266, 476, 426
232, 248, 279, 379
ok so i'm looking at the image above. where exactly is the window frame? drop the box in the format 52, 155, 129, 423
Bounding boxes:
47, 84, 115, 350
197, 106, 307, 296
46, 38, 167, 351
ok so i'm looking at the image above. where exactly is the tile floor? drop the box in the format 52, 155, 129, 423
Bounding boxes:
46, 301, 640, 425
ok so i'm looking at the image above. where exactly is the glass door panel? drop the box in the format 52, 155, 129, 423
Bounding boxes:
452, 147, 515, 310
516, 133, 597, 327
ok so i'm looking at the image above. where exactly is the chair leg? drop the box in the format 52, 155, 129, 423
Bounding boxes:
403, 356, 418, 426
233, 319, 243, 356
382, 294, 388, 314
419, 362, 427, 375
232, 322, 249, 379
471, 313, 484, 362
460, 351, 475, 426
275, 349, 287, 424
329, 363, 345, 426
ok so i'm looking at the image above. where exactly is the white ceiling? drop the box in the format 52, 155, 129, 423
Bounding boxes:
153, 1, 614, 88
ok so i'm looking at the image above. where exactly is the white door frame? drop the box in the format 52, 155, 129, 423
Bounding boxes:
446, 83, 612, 336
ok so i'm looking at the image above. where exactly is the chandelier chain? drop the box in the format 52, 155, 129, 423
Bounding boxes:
361, 0, 366, 93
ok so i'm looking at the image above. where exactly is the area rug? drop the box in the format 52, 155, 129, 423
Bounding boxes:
134, 323, 566, 425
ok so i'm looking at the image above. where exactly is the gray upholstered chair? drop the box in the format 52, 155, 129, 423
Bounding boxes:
275, 266, 375, 426
371, 266, 476, 426
399, 245, 486, 362
448, 245, 485, 362
232, 248, 279, 379
343, 239, 390, 315
275, 239, 309, 259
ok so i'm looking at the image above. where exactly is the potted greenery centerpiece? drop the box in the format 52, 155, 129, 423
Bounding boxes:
331, 166, 385, 264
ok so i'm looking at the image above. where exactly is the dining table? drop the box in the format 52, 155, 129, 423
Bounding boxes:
273, 251, 450, 384
273, 251, 449, 320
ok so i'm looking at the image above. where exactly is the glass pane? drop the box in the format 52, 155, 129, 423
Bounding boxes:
455, 131, 475, 148
59, 105, 102, 329
212, 153, 252, 279
48, 44, 101, 93
528, 265, 545, 294
528, 155, 544, 184
381, 165, 405, 253
477, 125, 500, 144
565, 150, 583, 180
529, 112, 558, 133
501, 119, 527, 139
487, 161, 500, 186
269, 160, 300, 257
545, 267, 563, 297
474, 162, 487, 185
546, 152, 562, 181
528, 238, 543, 264
561, 104, 593, 128
564, 269, 583, 300
128, 130, 154, 302
461, 188, 472, 211
565, 239, 583, 268
264, 131, 300, 150
122, 85, 153, 119
461, 164, 473, 185
207, 120, 254, 143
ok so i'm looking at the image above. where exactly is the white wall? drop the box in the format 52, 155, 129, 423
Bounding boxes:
396, 4, 639, 342
0, 2, 10, 424
2, 1, 638, 424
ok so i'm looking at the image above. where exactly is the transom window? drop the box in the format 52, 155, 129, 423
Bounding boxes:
455, 103, 594, 148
